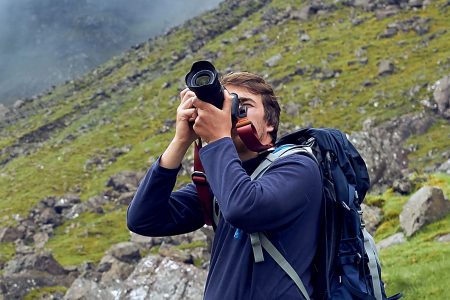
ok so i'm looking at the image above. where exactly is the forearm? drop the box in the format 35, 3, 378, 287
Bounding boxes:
160, 138, 192, 169
127, 158, 204, 236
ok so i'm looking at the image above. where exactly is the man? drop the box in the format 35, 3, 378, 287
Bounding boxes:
127, 72, 322, 299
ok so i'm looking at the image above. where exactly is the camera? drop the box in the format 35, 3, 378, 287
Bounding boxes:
185, 60, 246, 120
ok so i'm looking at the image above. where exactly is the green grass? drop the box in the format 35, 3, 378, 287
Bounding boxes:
45, 209, 129, 266
0, 242, 15, 271
380, 214, 450, 299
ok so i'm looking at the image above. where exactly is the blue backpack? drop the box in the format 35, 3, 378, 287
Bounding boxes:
238, 128, 402, 300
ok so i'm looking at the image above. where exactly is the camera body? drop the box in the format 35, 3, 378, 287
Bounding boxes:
185, 61, 246, 120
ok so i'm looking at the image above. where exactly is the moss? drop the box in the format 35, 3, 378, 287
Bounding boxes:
23, 286, 67, 300
0, 242, 15, 269
174, 241, 207, 250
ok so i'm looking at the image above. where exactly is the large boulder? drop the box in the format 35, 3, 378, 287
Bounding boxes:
119, 255, 207, 300
64, 255, 207, 300
432, 75, 450, 119
399, 186, 450, 236
3, 251, 67, 276
350, 113, 435, 191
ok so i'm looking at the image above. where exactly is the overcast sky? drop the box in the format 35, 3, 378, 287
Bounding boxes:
0, 0, 223, 105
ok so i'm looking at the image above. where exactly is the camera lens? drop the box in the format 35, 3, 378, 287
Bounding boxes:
192, 70, 214, 86
185, 61, 224, 108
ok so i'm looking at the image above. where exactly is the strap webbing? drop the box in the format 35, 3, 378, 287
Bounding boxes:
363, 228, 383, 300
250, 233, 264, 263
259, 233, 311, 300
248, 145, 313, 300
193, 139, 214, 225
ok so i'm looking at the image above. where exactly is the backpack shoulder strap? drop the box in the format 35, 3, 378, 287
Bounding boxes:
251, 144, 316, 180
249, 144, 314, 300
258, 232, 311, 300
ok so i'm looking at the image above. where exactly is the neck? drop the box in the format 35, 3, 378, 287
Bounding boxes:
238, 150, 258, 161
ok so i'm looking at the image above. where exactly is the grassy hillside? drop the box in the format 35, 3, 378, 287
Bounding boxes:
0, 0, 449, 299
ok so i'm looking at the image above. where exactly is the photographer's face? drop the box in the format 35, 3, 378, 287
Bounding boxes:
225, 84, 274, 156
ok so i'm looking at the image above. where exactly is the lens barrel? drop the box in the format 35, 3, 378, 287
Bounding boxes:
185, 61, 224, 109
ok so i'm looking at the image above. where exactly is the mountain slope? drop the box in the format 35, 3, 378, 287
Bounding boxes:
0, 0, 449, 299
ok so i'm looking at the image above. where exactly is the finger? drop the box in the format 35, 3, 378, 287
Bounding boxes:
191, 97, 212, 110
180, 88, 190, 100
180, 89, 196, 103
222, 90, 233, 114
179, 108, 196, 120
179, 96, 196, 110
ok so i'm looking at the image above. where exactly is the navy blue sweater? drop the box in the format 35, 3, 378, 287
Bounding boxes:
127, 137, 322, 299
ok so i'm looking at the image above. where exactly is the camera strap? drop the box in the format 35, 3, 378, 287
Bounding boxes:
236, 117, 274, 152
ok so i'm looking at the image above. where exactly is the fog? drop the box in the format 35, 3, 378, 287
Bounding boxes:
0, 0, 223, 105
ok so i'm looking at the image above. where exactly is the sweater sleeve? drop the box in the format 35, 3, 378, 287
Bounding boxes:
126, 157, 205, 236
199, 137, 322, 233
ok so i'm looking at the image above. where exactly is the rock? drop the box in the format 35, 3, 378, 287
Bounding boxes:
0, 104, 10, 118
350, 113, 435, 191
284, 102, 301, 117
130, 232, 154, 247
377, 233, 406, 250
378, 60, 395, 76
117, 191, 135, 205
159, 242, 194, 264
432, 75, 450, 119
435, 233, 450, 242
1, 273, 74, 300
300, 33, 311, 42
106, 171, 142, 192
265, 54, 282, 67
361, 204, 382, 235
0, 226, 24, 242
98, 254, 136, 284
33, 231, 49, 249
379, 27, 398, 39
408, 0, 424, 8
119, 255, 207, 300
392, 178, 413, 195
107, 242, 141, 264
400, 186, 450, 236
63, 278, 116, 300
4, 251, 68, 276
437, 158, 450, 174
13, 99, 26, 110
54, 194, 81, 214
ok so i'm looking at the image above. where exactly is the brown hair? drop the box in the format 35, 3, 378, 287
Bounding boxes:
221, 72, 280, 142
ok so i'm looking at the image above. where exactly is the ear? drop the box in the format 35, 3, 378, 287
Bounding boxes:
265, 123, 274, 133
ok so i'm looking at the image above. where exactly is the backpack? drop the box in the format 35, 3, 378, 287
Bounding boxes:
194, 128, 402, 299
244, 128, 403, 300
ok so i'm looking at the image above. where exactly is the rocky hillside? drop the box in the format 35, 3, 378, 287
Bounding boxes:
0, 0, 449, 299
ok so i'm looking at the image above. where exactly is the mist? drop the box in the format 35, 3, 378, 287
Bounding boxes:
0, 0, 223, 106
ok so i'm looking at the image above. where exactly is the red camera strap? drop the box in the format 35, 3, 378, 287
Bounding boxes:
192, 139, 214, 226
236, 117, 273, 152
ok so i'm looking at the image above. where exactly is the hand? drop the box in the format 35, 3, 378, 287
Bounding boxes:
173, 88, 199, 146
192, 90, 233, 143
